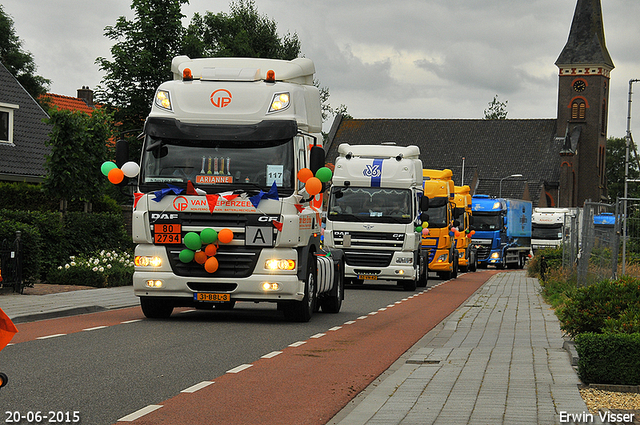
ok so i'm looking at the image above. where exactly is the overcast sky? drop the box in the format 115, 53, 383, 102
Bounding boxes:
2, 0, 639, 138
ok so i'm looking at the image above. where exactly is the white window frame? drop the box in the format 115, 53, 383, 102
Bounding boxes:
0, 102, 19, 145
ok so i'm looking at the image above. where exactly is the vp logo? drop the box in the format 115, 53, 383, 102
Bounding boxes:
363, 164, 382, 178
211, 89, 232, 108
173, 196, 189, 212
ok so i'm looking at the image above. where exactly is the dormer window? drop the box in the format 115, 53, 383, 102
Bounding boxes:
0, 102, 19, 145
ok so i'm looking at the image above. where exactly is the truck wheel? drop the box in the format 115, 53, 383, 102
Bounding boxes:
284, 254, 317, 322
469, 252, 477, 272
140, 297, 174, 319
320, 261, 344, 313
451, 257, 459, 279
417, 258, 428, 288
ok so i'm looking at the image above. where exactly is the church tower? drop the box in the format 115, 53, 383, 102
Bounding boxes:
556, 0, 614, 208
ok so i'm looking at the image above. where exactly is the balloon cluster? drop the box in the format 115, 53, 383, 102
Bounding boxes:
179, 228, 234, 273
297, 167, 332, 196
101, 161, 140, 184
415, 223, 430, 236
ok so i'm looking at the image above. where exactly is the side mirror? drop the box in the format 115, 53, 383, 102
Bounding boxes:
309, 145, 325, 174
420, 196, 430, 211
420, 212, 430, 222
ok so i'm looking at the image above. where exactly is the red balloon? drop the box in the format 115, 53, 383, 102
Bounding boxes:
204, 256, 219, 273
108, 168, 124, 184
204, 243, 217, 256
305, 177, 322, 195
194, 251, 207, 264
297, 168, 313, 183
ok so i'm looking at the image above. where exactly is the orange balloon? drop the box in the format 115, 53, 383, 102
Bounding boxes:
204, 243, 217, 256
297, 168, 313, 183
204, 256, 219, 273
305, 177, 322, 195
218, 228, 234, 244
194, 250, 207, 264
108, 168, 124, 184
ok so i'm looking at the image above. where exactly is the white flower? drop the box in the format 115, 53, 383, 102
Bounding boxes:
65, 264, 70, 269
58, 266, 62, 270
99, 267, 104, 272
69, 256, 75, 260
92, 267, 98, 272
70, 262, 76, 267
107, 264, 112, 269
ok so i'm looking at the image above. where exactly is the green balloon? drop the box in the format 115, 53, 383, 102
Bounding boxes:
101, 161, 118, 176
183, 232, 202, 251
315, 167, 333, 183
179, 249, 195, 263
415, 226, 423, 232
200, 228, 218, 244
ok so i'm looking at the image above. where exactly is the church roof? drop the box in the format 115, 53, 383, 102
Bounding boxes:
325, 117, 563, 205
555, 0, 614, 68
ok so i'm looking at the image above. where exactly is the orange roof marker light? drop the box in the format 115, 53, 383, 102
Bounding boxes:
266, 70, 276, 83
183, 68, 193, 81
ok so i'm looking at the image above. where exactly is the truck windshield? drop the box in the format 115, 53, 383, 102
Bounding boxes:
139, 136, 294, 194
424, 198, 448, 228
472, 212, 502, 231
327, 187, 413, 224
532, 224, 562, 240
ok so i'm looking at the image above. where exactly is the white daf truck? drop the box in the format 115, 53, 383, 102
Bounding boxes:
125, 56, 344, 322
532, 207, 577, 252
324, 143, 428, 291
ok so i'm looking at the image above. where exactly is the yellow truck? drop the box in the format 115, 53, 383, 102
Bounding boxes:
452, 185, 477, 272
421, 169, 458, 279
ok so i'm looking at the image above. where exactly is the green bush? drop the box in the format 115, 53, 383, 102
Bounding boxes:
575, 332, 640, 385
602, 306, 640, 334
46, 250, 134, 287
528, 247, 563, 280
557, 276, 640, 337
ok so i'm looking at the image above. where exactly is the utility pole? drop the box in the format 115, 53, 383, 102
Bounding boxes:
623, 79, 640, 275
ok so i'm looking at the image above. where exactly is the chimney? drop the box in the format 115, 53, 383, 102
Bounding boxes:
77, 86, 94, 107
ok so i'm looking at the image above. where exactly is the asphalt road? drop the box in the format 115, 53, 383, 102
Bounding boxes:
0, 276, 489, 425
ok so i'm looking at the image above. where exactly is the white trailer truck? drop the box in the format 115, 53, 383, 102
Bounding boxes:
126, 56, 344, 322
532, 207, 577, 252
324, 143, 427, 291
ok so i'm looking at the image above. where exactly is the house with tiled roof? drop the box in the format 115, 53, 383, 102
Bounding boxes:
0, 62, 51, 183
325, 0, 613, 209
41, 87, 97, 115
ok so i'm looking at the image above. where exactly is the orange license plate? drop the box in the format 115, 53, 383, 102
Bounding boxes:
154, 224, 181, 244
359, 275, 378, 280
195, 293, 231, 302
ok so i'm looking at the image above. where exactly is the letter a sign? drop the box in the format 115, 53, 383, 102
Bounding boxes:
245, 226, 274, 246
211, 89, 232, 108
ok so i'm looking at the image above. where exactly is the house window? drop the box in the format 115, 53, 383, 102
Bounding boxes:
0, 103, 19, 145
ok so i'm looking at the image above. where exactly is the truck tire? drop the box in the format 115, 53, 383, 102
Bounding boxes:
469, 251, 477, 272
140, 297, 174, 319
417, 256, 428, 288
402, 275, 417, 291
320, 260, 344, 313
283, 254, 317, 322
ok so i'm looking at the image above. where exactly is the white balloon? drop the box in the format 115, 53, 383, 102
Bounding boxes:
121, 161, 140, 178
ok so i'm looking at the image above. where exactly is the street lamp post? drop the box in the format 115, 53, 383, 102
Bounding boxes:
499, 174, 523, 198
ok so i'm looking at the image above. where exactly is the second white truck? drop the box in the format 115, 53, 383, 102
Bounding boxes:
324, 143, 428, 290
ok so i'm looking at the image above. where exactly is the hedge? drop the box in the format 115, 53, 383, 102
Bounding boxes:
575, 332, 640, 385
0, 219, 42, 284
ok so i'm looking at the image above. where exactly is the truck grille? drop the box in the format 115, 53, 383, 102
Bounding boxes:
332, 231, 404, 248
344, 250, 393, 267
166, 246, 260, 278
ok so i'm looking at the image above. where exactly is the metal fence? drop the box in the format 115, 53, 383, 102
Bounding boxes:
575, 202, 619, 286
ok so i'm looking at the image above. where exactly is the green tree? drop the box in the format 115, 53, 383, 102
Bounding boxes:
483, 94, 508, 120
606, 136, 640, 201
43, 108, 113, 211
95, 0, 188, 159
183, 0, 300, 60
0, 5, 51, 101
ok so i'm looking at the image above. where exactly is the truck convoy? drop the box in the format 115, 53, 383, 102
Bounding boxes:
127, 56, 344, 322
452, 185, 477, 272
324, 143, 427, 291
471, 195, 532, 269
531, 207, 577, 252
421, 169, 458, 279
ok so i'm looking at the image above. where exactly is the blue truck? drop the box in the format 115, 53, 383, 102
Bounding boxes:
470, 195, 532, 269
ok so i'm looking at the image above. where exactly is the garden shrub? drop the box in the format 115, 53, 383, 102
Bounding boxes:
557, 276, 640, 337
575, 332, 640, 385
0, 218, 42, 284
46, 250, 134, 288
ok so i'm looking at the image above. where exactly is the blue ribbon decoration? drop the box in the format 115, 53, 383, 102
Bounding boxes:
249, 181, 279, 208
152, 184, 184, 202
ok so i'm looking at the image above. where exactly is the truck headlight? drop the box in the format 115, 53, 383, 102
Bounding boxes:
490, 252, 500, 259
395, 257, 413, 264
154, 90, 172, 111
265, 259, 296, 271
135, 256, 162, 267
436, 254, 448, 263
268, 92, 290, 112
